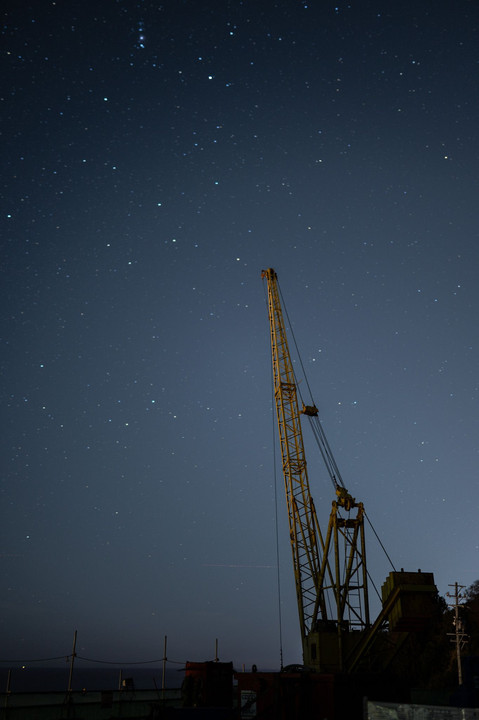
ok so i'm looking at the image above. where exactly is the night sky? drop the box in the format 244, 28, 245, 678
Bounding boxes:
2, 0, 479, 673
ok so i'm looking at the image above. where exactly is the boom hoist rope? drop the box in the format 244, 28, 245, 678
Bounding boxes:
277, 279, 354, 506
294, 330, 396, 594
263, 271, 395, 598
277, 275, 395, 561
276, 273, 395, 589
262, 268, 397, 671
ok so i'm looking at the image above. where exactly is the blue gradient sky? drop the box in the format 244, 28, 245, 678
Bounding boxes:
1, 0, 478, 671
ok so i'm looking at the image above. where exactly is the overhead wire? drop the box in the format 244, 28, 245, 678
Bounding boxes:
0, 655, 68, 664
76, 656, 167, 665
0, 654, 186, 666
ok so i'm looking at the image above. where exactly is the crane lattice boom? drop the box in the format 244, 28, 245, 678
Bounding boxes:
262, 268, 370, 672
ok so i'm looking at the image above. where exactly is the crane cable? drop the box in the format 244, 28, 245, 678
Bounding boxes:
276, 277, 396, 578
308, 416, 346, 491
272, 380, 285, 671
278, 281, 344, 491
274, 279, 337, 623
263, 278, 285, 671
277, 282, 315, 407
365, 510, 397, 573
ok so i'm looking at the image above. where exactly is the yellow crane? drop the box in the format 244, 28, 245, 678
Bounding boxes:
262, 268, 370, 672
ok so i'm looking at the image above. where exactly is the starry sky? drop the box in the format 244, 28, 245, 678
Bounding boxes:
1, 0, 479, 673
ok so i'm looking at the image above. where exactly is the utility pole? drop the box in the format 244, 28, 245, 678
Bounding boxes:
446, 582, 468, 686
67, 630, 78, 693
162, 635, 167, 691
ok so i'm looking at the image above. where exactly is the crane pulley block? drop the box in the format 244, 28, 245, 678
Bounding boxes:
301, 403, 319, 417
